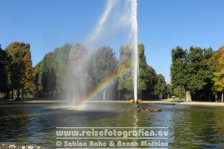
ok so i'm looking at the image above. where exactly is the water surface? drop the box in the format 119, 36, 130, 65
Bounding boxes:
0, 103, 224, 148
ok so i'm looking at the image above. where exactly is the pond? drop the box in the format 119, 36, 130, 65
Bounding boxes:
0, 103, 224, 148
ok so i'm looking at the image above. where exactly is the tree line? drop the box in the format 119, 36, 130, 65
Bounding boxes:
0, 42, 223, 101
0, 42, 170, 100
171, 46, 224, 102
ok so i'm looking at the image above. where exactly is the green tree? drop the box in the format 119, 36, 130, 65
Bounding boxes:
35, 53, 57, 97
171, 46, 213, 101
209, 46, 224, 102
22, 48, 35, 98
88, 46, 118, 100
171, 46, 188, 100
138, 44, 151, 93
88, 47, 117, 88
34, 44, 73, 98
6, 42, 33, 99
213, 69, 224, 102
165, 83, 172, 99
142, 65, 158, 99
118, 44, 156, 100
173, 86, 185, 99
0, 45, 10, 98
155, 74, 167, 99
118, 45, 133, 99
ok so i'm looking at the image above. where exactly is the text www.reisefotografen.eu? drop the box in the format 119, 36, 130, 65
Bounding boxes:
56, 127, 169, 148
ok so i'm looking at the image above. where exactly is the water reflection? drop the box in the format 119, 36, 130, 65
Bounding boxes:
0, 104, 224, 148
133, 106, 138, 127
170, 106, 224, 148
0, 106, 31, 142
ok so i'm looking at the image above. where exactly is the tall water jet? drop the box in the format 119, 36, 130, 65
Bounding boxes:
131, 0, 139, 102
63, 0, 140, 108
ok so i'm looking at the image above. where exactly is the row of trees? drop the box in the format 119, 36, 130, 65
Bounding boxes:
34, 43, 170, 100
0, 43, 34, 99
0, 42, 170, 100
171, 46, 224, 102
2, 41, 222, 101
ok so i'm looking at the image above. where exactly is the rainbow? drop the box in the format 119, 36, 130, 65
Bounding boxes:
77, 66, 131, 110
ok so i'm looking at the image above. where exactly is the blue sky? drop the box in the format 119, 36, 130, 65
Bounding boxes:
0, 0, 224, 83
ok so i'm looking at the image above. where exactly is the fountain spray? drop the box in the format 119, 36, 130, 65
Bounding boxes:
65, 0, 139, 105
131, 0, 139, 103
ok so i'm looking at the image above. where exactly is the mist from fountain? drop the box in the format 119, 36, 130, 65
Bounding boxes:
64, 0, 139, 107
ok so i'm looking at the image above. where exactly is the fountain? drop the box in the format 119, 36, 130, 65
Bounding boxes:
63, 0, 142, 107
130, 0, 139, 103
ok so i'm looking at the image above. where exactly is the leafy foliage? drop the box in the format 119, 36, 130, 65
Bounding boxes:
34, 44, 73, 97
6, 42, 34, 99
209, 47, 224, 101
0, 41, 185, 101
0, 45, 10, 97
118, 44, 167, 99
155, 74, 167, 99
171, 46, 214, 101
118, 44, 133, 93
173, 86, 185, 99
